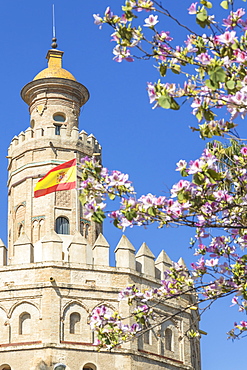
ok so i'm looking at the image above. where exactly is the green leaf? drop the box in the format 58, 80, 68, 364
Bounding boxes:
206, 1, 212, 8
196, 8, 208, 22
220, 0, 229, 9
177, 192, 185, 202
198, 172, 205, 181
205, 79, 219, 91
108, 193, 116, 200
178, 192, 189, 203
206, 169, 222, 181
193, 173, 205, 185
158, 95, 171, 109
148, 207, 156, 216
125, 209, 137, 221
170, 98, 180, 110
203, 109, 215, 121
226, 80, 235, 90
171, 65, 181, 74
159, 64, 167, 77
113, 219, 119, 228
236, 80, 242, 89
196, 109, 203, 122
125, 10, 136, 21
208, 67, 226, 84
92, 210, 106, 224
199, 124, 212, 139
196, 18, 206, 28
201, 0, 213, 8
181, 168, 189, 177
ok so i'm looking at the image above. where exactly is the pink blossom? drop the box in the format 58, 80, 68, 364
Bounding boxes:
104, 6, 114, 19
239, 18, 247, 29
156, 31, 173, 42
215, 31, 237, 45
191, 257, 206, 271
233, 49, 247, 63
139, 193, 159, 209
147, 82, 157, 104
142, 290, 153, 301
93, 14, 103, 28
113, 45, 134, 63
223, 9, 245, 29
119, 217, 133, 230
185, 36, 198, 53
191, 97, 202, 116
176, 159, 187, 171
108, 171, 132, 187
195, 52, 212, 65
120, 14, 128, 24
143, 14, 159, 27
170, 180, 190, 197
231, 296, 238, 306
240, 321, 247, 328
188, 159, 203, 174
205, 258, 219, 267
235, 8, 245, 18
241, 147, 247, 156
84, 199, 106, 217
188, 3, 197, 15
93, 338, 101, 346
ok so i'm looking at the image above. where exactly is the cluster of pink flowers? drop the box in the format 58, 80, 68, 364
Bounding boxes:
93, 2, 247, 138
90, 305, 141, 349
87, 0, 247, 347
223, 8, 247, 29
81, 135, 247, 342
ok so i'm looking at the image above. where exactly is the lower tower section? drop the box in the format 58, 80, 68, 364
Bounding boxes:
0, 234, 201, 370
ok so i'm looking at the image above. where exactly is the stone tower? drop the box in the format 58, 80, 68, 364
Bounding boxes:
0, 43, 201, 370
8, 47, 102, 261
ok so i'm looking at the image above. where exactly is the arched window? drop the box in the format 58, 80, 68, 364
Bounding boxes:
85, 224, 89, 238
53, 113, 65, 135
80, 222, 84, 236
32, 220, 39, 243
143, 326, 151, 345
18, 223, 24, 237
0, 365, 11, 370
55, 217, 70, 235
40, 219, 45, 238
69, 312, 81, 334
19, 312, 31, 335
54, 124, 61, 135
80, 222, 90, 238
53, 113, 66, 122
165, 328, 173, 351
83, 364, 96, 370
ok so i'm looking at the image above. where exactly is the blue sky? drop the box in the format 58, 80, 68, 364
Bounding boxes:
1, 1, 247, 368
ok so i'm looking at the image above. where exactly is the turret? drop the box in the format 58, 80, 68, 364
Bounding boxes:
21, 48, 89, 134
115, 235, 136, 270
136, 242, 155, 276
7, 42, 102, 260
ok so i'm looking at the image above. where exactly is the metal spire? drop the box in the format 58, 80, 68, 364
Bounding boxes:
51, 4, 58, 49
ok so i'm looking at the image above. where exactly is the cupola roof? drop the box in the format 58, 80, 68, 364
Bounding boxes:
33, 48, 76, 81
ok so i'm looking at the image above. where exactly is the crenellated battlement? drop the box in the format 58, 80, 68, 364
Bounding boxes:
0, 231, 183, 282
8, 126, 101, 157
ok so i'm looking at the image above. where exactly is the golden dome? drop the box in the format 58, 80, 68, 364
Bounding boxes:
33, 49, 76, 81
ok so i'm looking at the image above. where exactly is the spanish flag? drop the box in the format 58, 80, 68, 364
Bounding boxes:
34, 159, 77, 198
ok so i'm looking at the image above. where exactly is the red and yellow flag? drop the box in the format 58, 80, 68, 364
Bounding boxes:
34, 159, 77, 198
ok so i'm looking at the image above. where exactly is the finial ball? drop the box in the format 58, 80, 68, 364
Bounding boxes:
51, 37, 58, 49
